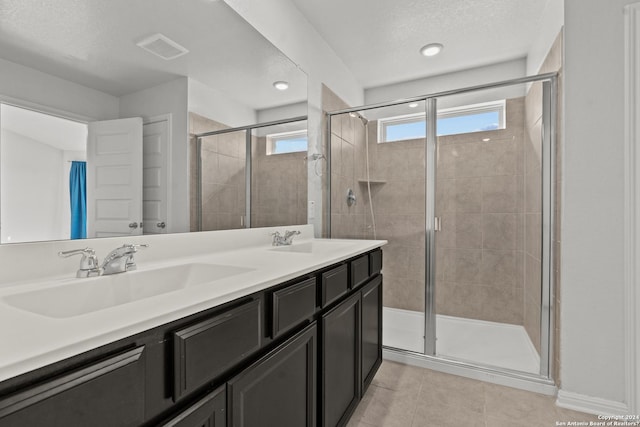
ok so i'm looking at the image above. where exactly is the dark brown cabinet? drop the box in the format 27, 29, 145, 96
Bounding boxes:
0, 346, 145, 427
172, 299, 262, 400
361, 275, 383, 392
321, 293, 361, 427
228, 324, 317, 427
271, 277, 317, 338
160, 385, 226, 427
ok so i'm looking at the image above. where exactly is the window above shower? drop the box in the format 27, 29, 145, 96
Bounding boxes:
377, 100, 506, 143
266, 129, 308, 155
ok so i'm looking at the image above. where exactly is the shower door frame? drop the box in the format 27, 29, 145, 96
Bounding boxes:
326, 73, 558, 386
193, 115, 307, 230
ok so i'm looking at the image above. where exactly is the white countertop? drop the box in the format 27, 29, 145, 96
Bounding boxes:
0, 231, 386, 383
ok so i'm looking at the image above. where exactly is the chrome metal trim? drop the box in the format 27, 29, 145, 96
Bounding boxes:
383, 347, 557, 395
425, 98, 437, 356
245, 129, 252, 228
193, 115, 308, 138
327, 112, 332, 237
196, 136, 203, 231
326, 73, 558, 117
539, 78, 557, 379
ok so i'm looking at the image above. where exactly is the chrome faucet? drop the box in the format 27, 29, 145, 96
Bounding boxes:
271, 230, 301, 246
101, 244, 148, 275
58, 248, 103, 278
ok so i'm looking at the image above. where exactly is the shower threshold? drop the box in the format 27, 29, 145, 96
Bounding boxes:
383, 307, 540, 374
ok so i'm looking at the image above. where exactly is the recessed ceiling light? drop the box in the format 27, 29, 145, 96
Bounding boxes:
273, 81, 289, 91
420, 43, 443, 57
482, 138, 491, 142
408, 102, 419, 108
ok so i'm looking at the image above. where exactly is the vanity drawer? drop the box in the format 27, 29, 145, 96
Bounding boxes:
0, 346, 145, 427
321, 264, 349, 307
272, 277, 317, 338
350, 254, 370, 289
160, 385, 226, 427
172, 299, 261, 400
369, 249, 383, 276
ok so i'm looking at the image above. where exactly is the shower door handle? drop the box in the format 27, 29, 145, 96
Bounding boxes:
434, 217, 441, 232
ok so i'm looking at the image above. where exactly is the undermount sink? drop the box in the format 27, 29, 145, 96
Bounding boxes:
269, 241, 357, 254
3, 263, 253, 318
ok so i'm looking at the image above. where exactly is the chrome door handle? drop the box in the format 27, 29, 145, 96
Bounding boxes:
128, 222, 139, 229
157, 222, 166, 229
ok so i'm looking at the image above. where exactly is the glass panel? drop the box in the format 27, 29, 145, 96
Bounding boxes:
251, 120, 308, 227
196, 129, 247, 231
434, 83, 543, 374
329, 102, 426, 353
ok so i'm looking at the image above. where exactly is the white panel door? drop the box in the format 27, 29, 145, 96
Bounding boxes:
142, 118, 170, 234
87, 118, 143, 238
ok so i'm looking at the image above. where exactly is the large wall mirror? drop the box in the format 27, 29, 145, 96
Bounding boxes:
0, 0, 308, 244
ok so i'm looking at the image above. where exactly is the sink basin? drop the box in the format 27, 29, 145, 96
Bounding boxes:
3, 263, 253, 318
269, 241, 357, 254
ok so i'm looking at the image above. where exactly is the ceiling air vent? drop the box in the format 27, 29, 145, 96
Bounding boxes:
136, 33, 189, 60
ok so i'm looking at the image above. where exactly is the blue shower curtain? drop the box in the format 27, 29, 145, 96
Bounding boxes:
69, 161, 87, 239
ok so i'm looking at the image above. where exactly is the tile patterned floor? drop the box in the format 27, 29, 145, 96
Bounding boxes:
347, 361, 601, 427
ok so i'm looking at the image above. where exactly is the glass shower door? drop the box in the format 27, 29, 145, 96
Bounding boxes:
432, 82, 546, 374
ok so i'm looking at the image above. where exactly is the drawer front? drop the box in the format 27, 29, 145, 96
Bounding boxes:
369, 249, 382, 276
350, 254, 370, 289
173, 299, 261, 400
272, 278, 317, 338
321, 264, 349, 307
161, 385, 226, 427
0, 346, 145, 427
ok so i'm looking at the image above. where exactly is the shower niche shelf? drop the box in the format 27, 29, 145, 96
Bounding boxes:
357, 179, 386, 185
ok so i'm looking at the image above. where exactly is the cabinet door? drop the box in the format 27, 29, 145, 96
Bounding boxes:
361, 275, 383, 392
173, 299, 262, 400
161, 385, 226, 427
321, 293, 361, 427
0, 346, 145, 427
228, 324, 317, 427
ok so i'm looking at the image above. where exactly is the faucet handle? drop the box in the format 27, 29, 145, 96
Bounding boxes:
123, 243, 149, 252
58, 248, 101, 276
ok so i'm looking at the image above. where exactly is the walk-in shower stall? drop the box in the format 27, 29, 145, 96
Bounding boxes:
190, 115, 308, 231
327, 74, 557, 388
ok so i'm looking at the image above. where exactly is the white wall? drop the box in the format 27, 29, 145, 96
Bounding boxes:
188, 79, 257, 128
527, 0, 565, 76
561, 0, 634, 408
364, 58, 527, 107
0, 58, 119, 121
0, 130, 67, 243
257, 101, 308, 124
119, 78, 190, 233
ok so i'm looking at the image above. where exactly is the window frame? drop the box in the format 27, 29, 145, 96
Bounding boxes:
377, 99, 506, 143
265, 129, 308, 155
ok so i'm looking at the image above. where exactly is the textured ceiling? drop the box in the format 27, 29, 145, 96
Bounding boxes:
0, 0, 306, 111
291, 0, 549, 88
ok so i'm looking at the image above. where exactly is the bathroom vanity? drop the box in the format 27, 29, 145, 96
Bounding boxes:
0, 227, 384, 427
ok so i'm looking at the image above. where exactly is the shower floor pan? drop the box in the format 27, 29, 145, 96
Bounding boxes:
382, 307, 540, 374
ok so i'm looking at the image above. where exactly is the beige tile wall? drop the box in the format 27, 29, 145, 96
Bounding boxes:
435, 98, 527, 325
188, 112, 246, 231
250, 136, 307, 227
323, 85, 368, 240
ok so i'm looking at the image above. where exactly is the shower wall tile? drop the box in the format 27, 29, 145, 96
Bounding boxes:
436, 282, 523, 325
479, 250, 517, 287
481, 175, 518, 213
482, 214, 517, 250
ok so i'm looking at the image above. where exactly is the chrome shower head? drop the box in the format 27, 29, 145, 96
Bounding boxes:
349, 111, 369, 125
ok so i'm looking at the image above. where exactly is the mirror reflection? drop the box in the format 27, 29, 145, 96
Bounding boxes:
0, 0, 308, 244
